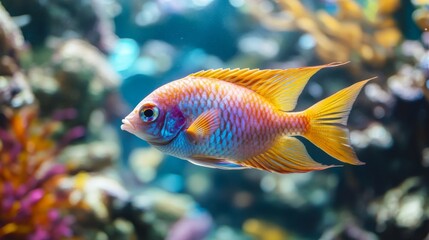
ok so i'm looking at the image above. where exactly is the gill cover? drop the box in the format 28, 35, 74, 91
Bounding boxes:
160, 105, 186, 143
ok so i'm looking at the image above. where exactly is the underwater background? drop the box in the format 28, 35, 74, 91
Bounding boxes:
0, 0, 428, 239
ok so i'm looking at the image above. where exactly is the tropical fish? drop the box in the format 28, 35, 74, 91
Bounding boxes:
121, 63, 372, 173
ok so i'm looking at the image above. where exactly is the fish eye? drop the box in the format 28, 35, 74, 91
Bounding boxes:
144, 109, 154, 118
140, 105, 159, 122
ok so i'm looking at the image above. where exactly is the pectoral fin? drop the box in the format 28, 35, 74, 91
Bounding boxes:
186, 110, 220, 142
188, 155, 248, 170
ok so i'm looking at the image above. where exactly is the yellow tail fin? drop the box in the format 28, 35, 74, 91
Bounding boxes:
303, 79, 373, 165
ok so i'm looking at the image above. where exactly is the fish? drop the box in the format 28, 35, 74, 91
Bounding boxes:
121, 62, 373, 173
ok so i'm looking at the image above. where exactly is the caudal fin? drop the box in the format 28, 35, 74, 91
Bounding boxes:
303, 79, 373, 165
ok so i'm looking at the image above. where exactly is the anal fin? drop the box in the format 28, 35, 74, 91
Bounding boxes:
240, 137, 337, 173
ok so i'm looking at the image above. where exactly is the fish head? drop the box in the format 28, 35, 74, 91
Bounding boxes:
121, 97, 186, 145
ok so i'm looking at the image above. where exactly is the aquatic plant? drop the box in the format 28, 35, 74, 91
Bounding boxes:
0, 106, 85, 239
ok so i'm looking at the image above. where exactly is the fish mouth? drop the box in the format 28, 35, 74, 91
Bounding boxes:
120, 117, 136, 133
120, 115, 173, 145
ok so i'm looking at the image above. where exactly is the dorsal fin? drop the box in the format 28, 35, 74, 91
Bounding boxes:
189, 62, 348, 111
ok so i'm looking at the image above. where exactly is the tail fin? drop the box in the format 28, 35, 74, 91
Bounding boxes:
303, 79, 373, 165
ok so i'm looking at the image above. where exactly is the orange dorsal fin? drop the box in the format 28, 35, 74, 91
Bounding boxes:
186, 110, 220, 142
239, 137, 337, 173
189, 62, 348, 111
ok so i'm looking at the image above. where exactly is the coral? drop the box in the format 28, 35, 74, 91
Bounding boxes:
394, 37, 429, 103
412, 0, 429, 31
0, 3, 33, 110
0, 106, 85, 239
166, 210, 212, 240
0, 105, 145, 239
1, 0, 118, 53
128, 188, 213, 240
243, 218, 289, 240
58, 172, 137, 239
0, 3, 23, 75
129, 147, 164, 183
320, 220, 378, 240
29, 39, 122, 130
246, 0, 401, 68
388, 63, 426, 101
369, 177, 429, 239
58, 141, 120, 173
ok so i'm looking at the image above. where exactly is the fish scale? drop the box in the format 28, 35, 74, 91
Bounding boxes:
155, 77, 283, 160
